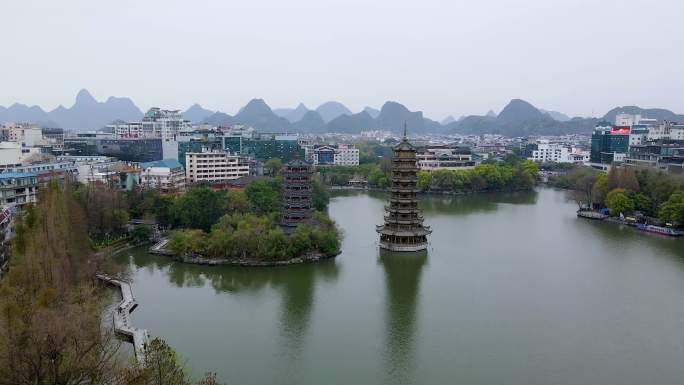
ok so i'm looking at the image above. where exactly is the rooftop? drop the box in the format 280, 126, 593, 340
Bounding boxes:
0, 172, 37, 179
141, 159, 183, 169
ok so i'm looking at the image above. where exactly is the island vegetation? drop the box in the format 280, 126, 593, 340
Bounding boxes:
126, 177, 341, 264
549, 165, 684, 225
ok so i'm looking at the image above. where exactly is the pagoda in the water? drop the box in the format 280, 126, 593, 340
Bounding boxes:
376, 125, 431, 252
281, 159, 314, 228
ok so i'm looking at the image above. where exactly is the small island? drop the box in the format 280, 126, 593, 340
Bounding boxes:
142, 160, 341, 266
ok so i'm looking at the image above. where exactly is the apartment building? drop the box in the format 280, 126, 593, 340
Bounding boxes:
107, 108, 191, 141
140, 159, 186, 193
311, 144, 360, 166
0, 172, 38, 208
185, 151, 250, 184
416, 145, 477, 170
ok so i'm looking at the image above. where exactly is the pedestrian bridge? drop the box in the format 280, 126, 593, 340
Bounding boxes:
97, 274, 149, 364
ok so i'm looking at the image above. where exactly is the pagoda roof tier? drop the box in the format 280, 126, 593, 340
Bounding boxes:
375, 226, 432, 236
284, 191, 312, 196
392, 156, 418, 162
284, 202, 313, 213
389, 197, 418, 203
283, 184, 311, 188
389, 187, 421, 193
383, 218, 425, 225
391, 177, 418, 183
384, 205, 419, 213
284, 199, 312, 204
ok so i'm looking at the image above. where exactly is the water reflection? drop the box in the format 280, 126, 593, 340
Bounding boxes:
378, 250, 427, 385
578, 218, 684, 261
119, 250, 340, 354
420, 190, 538, 215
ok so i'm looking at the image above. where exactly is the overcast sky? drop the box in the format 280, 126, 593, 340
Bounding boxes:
1, 0, 682, 120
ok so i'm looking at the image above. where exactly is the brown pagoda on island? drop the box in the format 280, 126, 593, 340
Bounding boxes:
376, 125, 431, 252
281, 159, 314, 228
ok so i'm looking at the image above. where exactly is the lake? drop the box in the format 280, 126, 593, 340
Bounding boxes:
116, 188, 684, 385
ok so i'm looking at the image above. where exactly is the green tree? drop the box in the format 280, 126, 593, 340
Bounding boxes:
659, 192, 684, 224
122, 338, 190, 385
245, 179, 281, 214
225, 189, 249, 214
605, 188, 635, 216
175, 187, 223, 231
154, 195, 178, 227
264, 158, 283, 176
592, 173, 609, 206
631, 192, 654, 215
367, 167, 389, 188
417, 170, 431, 191
312, 180, 330, 211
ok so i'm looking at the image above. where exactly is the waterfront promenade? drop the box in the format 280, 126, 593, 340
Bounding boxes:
97, 274, 149, 364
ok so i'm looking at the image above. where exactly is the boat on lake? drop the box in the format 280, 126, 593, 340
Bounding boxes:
637, 224, 683, 237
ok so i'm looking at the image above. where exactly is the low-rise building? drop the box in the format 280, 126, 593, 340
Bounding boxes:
0, 172, 38, 208
223, 132, 305, 163
140, 159, 185, 193
311, 144, 360, 166
4, 123, 44, 147
63, 137, 163, 163
626, 139, 684, 174
526, 142, 570, 163
0, 204, 15, 270
185, 151, 250, 184
0, 142, 23, 168
2, 162, 78, 184
416, 145, 476, 170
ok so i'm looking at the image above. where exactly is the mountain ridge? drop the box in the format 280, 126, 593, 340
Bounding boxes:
2, 91, 683, 136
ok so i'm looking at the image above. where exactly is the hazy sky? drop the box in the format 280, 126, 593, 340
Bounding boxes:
1, 0, 682, 120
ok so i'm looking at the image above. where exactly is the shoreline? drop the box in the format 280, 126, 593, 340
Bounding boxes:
328, 185, 536, 196
149, 238, 341, 267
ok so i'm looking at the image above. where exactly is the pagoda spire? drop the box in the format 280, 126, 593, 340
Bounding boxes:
402, 121, 408, 142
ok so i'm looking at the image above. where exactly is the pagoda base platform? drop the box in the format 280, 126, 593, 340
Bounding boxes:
379, 241, 429, 252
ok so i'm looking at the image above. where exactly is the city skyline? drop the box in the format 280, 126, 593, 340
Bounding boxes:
2, 0, 683, 119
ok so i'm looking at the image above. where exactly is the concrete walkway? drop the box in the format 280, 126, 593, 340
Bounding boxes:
149, 238, 172, 255
97, 274, 149, 364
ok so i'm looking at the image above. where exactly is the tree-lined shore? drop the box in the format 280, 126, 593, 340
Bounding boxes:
319, 153, 540, 194
549, 166, 684, 225
0, 181, 226, 384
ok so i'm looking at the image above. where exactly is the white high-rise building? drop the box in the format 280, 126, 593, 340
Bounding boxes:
142, 108, 190, 141
108, 108, 191, 140
615, 113, 641, 127
109, 121, 144, 138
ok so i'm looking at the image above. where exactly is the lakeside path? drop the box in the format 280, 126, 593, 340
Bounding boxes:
97, 274, 149, 364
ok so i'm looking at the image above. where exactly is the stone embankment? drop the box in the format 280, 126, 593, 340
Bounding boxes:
150, 237, 339, 267
97, 274, 149, 364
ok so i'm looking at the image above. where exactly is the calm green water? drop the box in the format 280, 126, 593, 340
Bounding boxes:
116, 188, 684, 385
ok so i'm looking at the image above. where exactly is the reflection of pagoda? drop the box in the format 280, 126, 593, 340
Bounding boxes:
376, 125, 431, 251
379, 249, 427, 383
281, 159, 314, 227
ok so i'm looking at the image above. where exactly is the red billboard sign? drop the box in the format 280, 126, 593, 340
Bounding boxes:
611, 126, 631, 134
